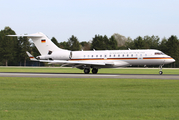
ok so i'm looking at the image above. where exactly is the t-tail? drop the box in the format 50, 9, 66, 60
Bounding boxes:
8, 32, 69, 56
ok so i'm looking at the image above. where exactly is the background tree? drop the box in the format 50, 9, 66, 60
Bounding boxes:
134, 36, 144, 49
103, 35, 110, 49
143, 35, 159, 49
0, 26, 179, 67
59, 41, 69, 49
91, 35, 106, 50
109, 36, 118, 50
67, 35, 80, 51
112, 33, 127, 47
165, 35, 179, 67
91, 35, 118, 50
91, 35, 103, 50
0, 31, 3, 65
80, 41, 91, 50
158, 37, 167, 53
0, 27, 17, 66
18, 37, 31, 66
124, 37, 134, 49
51, 37, 59, 47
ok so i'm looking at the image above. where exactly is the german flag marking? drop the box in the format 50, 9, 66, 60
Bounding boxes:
41, 39, 46, 43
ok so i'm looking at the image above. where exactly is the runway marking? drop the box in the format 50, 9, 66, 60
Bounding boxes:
0, 72, 179, 79
0, 73, 119, 78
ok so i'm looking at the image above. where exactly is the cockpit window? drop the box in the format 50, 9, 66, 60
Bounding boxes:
155, 52, 164, 55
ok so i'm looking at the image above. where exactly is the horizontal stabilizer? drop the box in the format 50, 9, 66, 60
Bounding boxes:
26, 51, 38, 61
7, 34, 42, 38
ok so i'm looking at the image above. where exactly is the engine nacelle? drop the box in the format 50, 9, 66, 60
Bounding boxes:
112, 61, 130, 67
36, 55, 48, 60
37, 51, 71, 60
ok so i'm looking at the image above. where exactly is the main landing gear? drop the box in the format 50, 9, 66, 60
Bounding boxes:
84, 68, 98, 74
92, 68, 98, 74
84, 68, 90, 74
159, 65, 163, 75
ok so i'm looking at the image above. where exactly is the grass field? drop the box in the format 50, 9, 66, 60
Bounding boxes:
1, 77, 179, 120
0, 67, 179, 74
0, 67, 179, 119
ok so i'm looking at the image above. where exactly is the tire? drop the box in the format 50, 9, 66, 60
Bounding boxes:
92, 68, 98, 74
159, 71, 163, 75
84, 68, 90, 74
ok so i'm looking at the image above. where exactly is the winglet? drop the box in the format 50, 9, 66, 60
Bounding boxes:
26, 51, 38, 61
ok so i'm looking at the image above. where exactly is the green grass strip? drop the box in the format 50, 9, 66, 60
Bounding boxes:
1, 77, 179, 120
0, 67, 179, 74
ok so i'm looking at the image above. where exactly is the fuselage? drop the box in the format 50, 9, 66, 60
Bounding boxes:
69, 49, 175, 68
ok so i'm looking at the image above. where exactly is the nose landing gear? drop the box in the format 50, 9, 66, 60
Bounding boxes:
159, 65, 163, 75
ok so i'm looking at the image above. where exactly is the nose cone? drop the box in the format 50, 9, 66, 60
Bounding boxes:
172, 58, 176, 62
164, 57, 175, 64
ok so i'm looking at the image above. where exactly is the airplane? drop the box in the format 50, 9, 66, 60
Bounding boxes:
8, 32, 175, 75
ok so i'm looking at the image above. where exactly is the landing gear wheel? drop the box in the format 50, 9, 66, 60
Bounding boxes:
159, 71, 163, 75
92, 68, 98, 74
84, 68, 90, 74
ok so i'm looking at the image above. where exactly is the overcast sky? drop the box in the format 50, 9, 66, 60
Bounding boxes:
1, 0, 179, 42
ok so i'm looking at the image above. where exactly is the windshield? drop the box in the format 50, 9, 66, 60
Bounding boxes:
155, 52, 165, 55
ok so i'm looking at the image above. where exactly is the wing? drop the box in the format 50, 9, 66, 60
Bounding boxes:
38, 59, 130, 68
40, 60, 106, 66
26, 51, 129, 68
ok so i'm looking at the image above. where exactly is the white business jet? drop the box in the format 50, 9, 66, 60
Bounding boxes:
8, 32, 175, 75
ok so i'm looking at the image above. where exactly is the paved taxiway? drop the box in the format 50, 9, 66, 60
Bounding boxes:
0, 72, 179, 79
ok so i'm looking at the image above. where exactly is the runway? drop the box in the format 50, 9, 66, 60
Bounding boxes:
0, 72, 179, 79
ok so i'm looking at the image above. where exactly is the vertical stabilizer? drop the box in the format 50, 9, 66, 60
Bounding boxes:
27, 32, 64, 55
8, 32, 68, 55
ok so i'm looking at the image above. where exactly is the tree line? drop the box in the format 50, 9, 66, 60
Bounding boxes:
0, 26, 179, 67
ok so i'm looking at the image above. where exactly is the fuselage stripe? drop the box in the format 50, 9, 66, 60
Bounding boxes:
70, 57, 173, 61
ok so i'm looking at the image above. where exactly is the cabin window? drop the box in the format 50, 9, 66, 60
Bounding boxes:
131, 54, 133, 57
136, 54, 138, 57
140, 54, 142, 57
100, 55, 102, 57
84, 55, 85, 58
88, 55, 89, 57
114, 55, 115, 57
96, 55, 98, 57
123, 54, 124, 57
118, 54, 120, 57
91, 55, 93, 57
109, 55, 111, 57
145, 54, 147, 56
127, 54, 129, 57
105, 55, 107, 57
